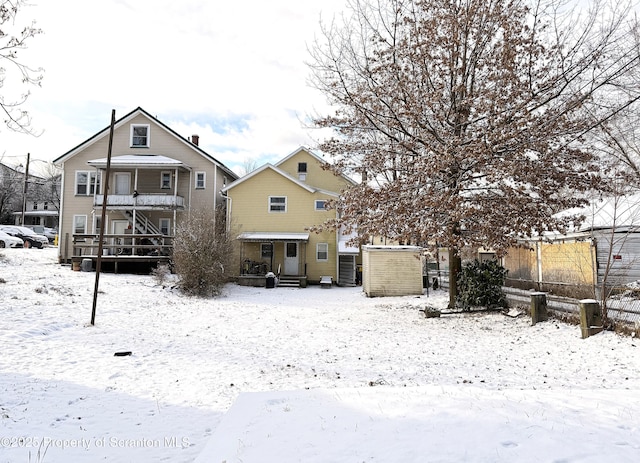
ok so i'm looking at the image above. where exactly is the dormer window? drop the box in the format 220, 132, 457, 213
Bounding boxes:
131, 124, 150, 147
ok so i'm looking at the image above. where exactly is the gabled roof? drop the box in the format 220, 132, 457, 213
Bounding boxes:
221, 162, 339, 197
53, 107, 238, 180
275, 146, 357, 186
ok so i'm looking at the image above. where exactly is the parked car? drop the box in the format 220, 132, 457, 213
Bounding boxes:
27, 225, 57, 243
0, 225, 48, 248
0, 230, 24, 248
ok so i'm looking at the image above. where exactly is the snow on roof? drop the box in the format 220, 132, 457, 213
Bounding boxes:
87, 155, 190, 169
557, 193, 640, 232
237, 232, 310, 241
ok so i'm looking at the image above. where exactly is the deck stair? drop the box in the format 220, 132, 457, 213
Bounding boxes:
278, 276, 303, 288
122, 210, 163, 244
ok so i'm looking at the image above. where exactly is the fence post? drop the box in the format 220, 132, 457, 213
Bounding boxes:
579, 299, 603, 339
530, 292, 548, 325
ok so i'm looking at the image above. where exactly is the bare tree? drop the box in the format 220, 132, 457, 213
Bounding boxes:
172, 205, 233, 297
0, 0, 43, 133
308, 0, 640, 308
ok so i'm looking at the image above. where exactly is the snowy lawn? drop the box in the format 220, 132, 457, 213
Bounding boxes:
0, 247, 638, 462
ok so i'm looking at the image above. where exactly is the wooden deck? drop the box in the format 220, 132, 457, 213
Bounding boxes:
70, 233, 172, 273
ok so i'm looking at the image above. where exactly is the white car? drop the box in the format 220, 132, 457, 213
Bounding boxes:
0, 230, 24, 248
0, 225, 48, 248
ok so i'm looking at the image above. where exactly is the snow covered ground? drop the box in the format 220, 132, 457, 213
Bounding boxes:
0, 247, 638, 462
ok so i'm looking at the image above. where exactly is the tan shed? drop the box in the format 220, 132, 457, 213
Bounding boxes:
362, 245, 424, 297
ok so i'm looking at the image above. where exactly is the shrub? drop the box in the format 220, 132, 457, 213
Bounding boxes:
457, 259, 508, 310
172, 206, 233, 297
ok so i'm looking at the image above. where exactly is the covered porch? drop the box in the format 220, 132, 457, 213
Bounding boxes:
236, 232, 309, 287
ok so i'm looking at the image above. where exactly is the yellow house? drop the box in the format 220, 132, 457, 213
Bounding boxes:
222, 147, 359, 287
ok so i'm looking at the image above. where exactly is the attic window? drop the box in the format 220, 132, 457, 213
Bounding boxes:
298, 162, 307, 181
131, 124, 150, 147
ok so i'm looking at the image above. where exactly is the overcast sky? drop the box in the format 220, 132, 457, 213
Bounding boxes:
1, 0, 348, 175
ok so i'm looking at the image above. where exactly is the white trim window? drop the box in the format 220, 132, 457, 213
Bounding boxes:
75, 171, 101, 195
73, 215, 87, 234
316, 243, 329, 261
131, 124, 150, 147
159, 218, 171, 235
160, 171, 172, 189
195, 171, 206, 189
315, 199, 328, 211
269, 196, 287, 212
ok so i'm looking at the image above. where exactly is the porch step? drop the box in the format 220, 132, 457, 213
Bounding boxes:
278, 277, 301, 288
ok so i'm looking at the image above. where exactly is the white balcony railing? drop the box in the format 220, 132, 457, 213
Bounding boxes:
93, 194, 185, 209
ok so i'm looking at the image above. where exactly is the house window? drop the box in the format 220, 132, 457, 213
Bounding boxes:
195, 171, 206, 189
261, 243, 273, 259
315, 200, 328, 211
316, 243, 329, 261
298, 162, 307, 181
43, 202, 49, 211
159, 218, 171, 235
131, 124, 150, 147
33, 202, 38, 211
161, 171, 171, 189
73, 215, 87, 234
75, 171, 101, 195
269, 196, 287, 212
93, 217, 102, 235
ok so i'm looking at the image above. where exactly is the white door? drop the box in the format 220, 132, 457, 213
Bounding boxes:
284, 242, 299, 275
114, 173, 130, 195
111, 220, 129, 254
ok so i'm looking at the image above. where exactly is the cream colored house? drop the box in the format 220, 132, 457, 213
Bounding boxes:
54, 107, 238, 265
222, 147, 359, 287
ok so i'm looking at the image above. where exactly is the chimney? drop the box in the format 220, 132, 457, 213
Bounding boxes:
191, 134, 199, 146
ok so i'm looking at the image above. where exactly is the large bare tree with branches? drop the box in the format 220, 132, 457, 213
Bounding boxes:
0, 0, 43, 134
308, 0, 640, 307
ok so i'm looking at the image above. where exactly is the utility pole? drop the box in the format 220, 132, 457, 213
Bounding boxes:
21, 152, 30, 226
91, 110, 115, 326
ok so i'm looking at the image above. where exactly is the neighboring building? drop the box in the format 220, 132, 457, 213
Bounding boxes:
53, 107, 238, 264
222, 147, 359, 287
0, 162, 60, 228
504, 193, 640, 300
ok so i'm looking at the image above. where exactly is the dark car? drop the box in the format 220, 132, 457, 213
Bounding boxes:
0, 225, 47, 248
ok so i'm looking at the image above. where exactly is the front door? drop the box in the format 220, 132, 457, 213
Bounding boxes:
284, 242, 298, 275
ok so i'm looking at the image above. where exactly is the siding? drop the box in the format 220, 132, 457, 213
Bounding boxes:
362, 246, 423, 297
594, 230, 640, 287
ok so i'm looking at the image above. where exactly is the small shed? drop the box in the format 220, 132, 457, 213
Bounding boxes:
362, 245, 424, 297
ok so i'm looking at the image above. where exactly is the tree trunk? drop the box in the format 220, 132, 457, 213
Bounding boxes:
448, 247, 462, 310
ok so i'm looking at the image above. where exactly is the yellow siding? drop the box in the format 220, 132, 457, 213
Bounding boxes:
277, 148, 353, 193
228, 149, 354, 283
